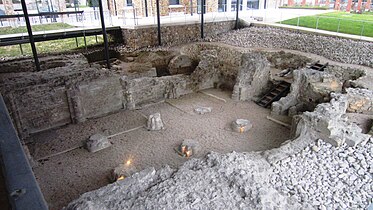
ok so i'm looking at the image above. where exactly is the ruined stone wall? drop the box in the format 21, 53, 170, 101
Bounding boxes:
122, 20, 235, 49
2, 42, 370, 141
271, 62, 369, 117
232, 52, 271, 101
0, 53, 196, 139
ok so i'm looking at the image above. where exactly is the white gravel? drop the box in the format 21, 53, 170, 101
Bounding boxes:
210, 26, 373, 67
67, 137, 373, 209
270, 138, 373, 209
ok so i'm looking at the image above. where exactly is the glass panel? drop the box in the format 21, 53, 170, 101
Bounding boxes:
169, 0, 180, 5
218, 0, 227, 12
247, 0, 259, 9
197, 0, 206, 13
231, 0, 243, 11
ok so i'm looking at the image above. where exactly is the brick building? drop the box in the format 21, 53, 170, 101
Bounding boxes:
286, 0, 371, 11
107, 0, 272, 17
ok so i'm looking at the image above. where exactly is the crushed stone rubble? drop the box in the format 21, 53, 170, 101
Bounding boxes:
210, 27, 373, 67
66, 138, 372, 209
270, 139, 373, 209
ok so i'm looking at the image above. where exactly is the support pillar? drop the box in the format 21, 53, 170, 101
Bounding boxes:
357, 0, 362, 11
156, 0, 161, 45
242, 0, 247, 11
334, 0, 340, 10
346, 0, 352, 11
235, 0, 239, 29
98, 0, 111, 69
367, 0, 371, 10
201, 0, 204, 38
227, 0, 232, 12
20, 0, 40, 72
3, 0, 15, 15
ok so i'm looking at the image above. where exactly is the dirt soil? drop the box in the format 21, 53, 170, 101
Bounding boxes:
29, 89, 291, 210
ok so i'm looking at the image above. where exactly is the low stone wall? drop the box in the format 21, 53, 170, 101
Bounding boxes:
122, 20, 236, 49
1, 42, 371, 141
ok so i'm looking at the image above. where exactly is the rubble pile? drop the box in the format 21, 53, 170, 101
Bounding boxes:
271, 139, 372, 209
211, 27, 373, 67
65, 152, 311, 210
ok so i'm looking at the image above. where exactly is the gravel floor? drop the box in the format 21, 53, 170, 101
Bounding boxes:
31, 89, 290, 210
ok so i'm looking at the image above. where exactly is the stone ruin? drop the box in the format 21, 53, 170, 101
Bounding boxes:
147, 113, 165, 131
1, 39, 372, 209
231, 119, 253, 133
85, 133, 112, 153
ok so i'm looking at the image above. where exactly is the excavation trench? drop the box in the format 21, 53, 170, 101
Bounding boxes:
0, 43, 370, 209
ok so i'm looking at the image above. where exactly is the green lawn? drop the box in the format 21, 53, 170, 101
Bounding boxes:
280, 12, 373, 37
0, 23, 74, 35
0, 23, 106, 57
0, 36, 104, 57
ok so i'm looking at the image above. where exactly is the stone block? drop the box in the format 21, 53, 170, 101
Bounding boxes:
77, 77, 123, 119
147, 113, 164, 131
232, 119, 253, 133
86, 134, 111, 153
194, 107, 212, 115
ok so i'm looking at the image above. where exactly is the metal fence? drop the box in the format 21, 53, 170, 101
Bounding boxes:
276, 14, 373, 38
0, 5, 372, 47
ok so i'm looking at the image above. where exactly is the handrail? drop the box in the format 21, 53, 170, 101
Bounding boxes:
0, 94, 48, 210
0, 11, 84, 19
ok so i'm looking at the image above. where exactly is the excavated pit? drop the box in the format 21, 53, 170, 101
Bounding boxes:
0, 42, 372, 210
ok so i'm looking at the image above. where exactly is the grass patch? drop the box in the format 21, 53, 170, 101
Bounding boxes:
0, 23, 74, 35
280, 12, 373, 37
0, 35, 104, 57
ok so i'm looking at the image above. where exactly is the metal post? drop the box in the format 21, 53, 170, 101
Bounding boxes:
297, 16, 300, 28
20, 0, 40, 71
84, 32, 87, 50
114, 0, 118, 16
19, 44, 24, 55
144, 0, 148, 17
235, 0, 239, 29
201, 0, 204, 39
360, 21, 365, 37
75, 37, 79, 47
96, 35, 98, 43
337, 18, 341, 33
156, 0, 161, 45
316, 16, 319, 30
190, 0, 193, 16
98, 0, 111, 69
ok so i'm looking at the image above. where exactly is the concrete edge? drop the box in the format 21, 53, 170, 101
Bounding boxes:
0, 94, 48, 210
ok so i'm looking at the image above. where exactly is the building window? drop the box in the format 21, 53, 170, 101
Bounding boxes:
126, 0, 133, 6
169, 0, 180, 5
218, 0, 227, 12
